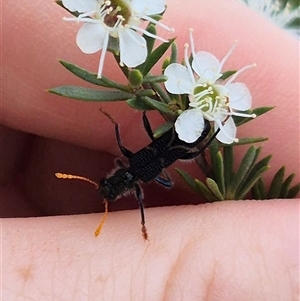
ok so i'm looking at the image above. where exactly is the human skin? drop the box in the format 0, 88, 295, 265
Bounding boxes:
1, 0, 299, 300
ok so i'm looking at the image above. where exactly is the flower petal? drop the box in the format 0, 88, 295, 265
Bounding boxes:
76, 23, 106, 54
214, 84, 229, 97
118, 29, 147, 67
215, 117, 237, 144
175, 109, 205, 143
226, 82, 252, 110
192, 51, 222, 83
62, 0, 96, 13
164, 64, 194, 94
131, 0, 166, 15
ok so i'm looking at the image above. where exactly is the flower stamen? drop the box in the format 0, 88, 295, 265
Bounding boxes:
98, 32, 109, 78
184, 43, 196, 85
226, 63, 256, 84
219, 40, 237, 70
142, 15, 174, 32
130, 25, 168, 42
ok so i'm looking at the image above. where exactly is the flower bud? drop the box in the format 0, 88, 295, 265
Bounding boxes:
128, 69, 143, 87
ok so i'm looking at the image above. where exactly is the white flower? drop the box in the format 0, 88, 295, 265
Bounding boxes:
62, 0, 173, 77
164, 29, 256, 144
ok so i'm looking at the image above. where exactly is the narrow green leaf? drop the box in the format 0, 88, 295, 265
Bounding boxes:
223, 145, 234, 191
149, 82, 172, 104
143, 75, 168, 84
170, 42, 178, 64
245, 154, 272, 182
252, 177, 267, 199
107, 36, 120, 55
280, 173, 295, 198
220, 70, 237, 81
230, 146, 257, 194
286, 183, 300, 198
49, 86, 134, 101
209, 140, 219, 175
236, 166, 270, 200
252, 179, 263, 199
126, 98, 154, 110
267, 167, 285, 199
59, 60, 109, 87
59, 60, 130, 92
211, 151, 225, 195
195, 179, 218, 202
139, 38, 176, 76
206, 178, 224, 200
175, 168, 197, 191
237, 154, 272, 198
143, 24, 156, 55
180, 94, 189, 110
233, 107, 274, 127
153, 122, 173, 138
218, 137, 268, 147
143, 96, 174, 114
135, 89, 156, 97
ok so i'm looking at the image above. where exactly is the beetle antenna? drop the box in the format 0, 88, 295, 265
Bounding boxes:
94, 199, 108, 237
55, 173, 109, 237
55, 173, 99, 190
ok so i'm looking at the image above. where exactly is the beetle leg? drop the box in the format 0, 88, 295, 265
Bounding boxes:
134, 183, 149, 240
115, 158, 126, 168
180, 129, 221, 160
155, 170, 173, 187
114, 124, 133, 158
142, 111, 155, 141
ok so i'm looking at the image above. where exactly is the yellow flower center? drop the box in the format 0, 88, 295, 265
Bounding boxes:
97, 0, 132, 28
191, 83, 229, 119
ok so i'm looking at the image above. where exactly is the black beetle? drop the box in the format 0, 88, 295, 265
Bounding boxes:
56, 111, 213, 240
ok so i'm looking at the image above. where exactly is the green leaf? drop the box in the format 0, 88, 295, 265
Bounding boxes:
142, 75, 168, 84
153, 122, 173, 138
218, 137, 268, 147
229, 146, 257, 196
236, 166, 270, 200
215, 151, 225, 195
170, 42, 178, 64
175, 168, 198, 192
252, 178, 265, 199
149, 82, 172, 104
143, 24, 156, 55
210, 141, 225, 195
223, 145, 234, 190
195, 179, 218, 202
267, 166, 285, 199
206, 178, 224, 200
252, 178, 267, 199
209, 140, 219, 171
286, 183, 300, 198
126, 97, 154, 111
143, 97, 174, 114
138, 38, 176, 76
233, 107, 274, 127
236, 146, 262, 190
107, 36, 120, 55
59, 60, 130, 92
135, 89, 156, 97
280, 173, 295, 198
49, 86, 134, 101
220, 70, 237, 81
236, 154, 272, 199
